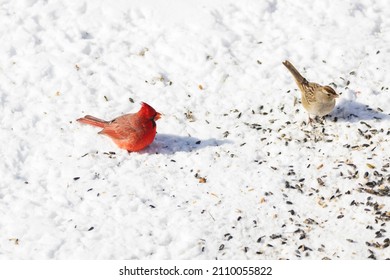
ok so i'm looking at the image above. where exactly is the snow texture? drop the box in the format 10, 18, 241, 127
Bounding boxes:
0, 0, 389, 259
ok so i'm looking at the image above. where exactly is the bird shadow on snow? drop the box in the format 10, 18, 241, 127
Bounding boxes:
147, 134, 233, 154
331, 99, 390, 123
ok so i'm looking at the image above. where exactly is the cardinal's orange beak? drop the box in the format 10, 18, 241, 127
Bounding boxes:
154, 112, 162, 120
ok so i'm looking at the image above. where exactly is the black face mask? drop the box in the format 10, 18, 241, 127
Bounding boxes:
150, 113, 158, 128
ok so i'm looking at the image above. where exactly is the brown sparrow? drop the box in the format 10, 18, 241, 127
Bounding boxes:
282, 60, 338, 122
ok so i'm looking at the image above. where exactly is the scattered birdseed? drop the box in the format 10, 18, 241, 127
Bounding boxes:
198, 177, 207, 183
367, 163, 376, 169
270, 234, 282, 239
9, 238, 19, 245
317, 178, 325, 186
257, 236, 265, 243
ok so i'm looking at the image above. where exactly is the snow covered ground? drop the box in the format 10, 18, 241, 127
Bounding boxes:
0, 0, 389, 259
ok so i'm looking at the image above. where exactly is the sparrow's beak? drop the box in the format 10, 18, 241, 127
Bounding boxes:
154, 112, 162, 120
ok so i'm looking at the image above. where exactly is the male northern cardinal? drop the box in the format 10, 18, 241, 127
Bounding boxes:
77, 102, 161, 152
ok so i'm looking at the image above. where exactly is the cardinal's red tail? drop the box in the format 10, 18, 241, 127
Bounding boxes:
77, 115, 108, 128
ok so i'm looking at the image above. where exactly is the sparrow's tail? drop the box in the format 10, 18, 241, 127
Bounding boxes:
282, 60, 306, 84
77, 115, 108, 128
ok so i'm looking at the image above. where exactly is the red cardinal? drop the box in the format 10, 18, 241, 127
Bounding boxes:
77, 102, 161, 152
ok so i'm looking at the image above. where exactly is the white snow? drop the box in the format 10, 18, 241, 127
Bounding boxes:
0, 0, 389, 259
